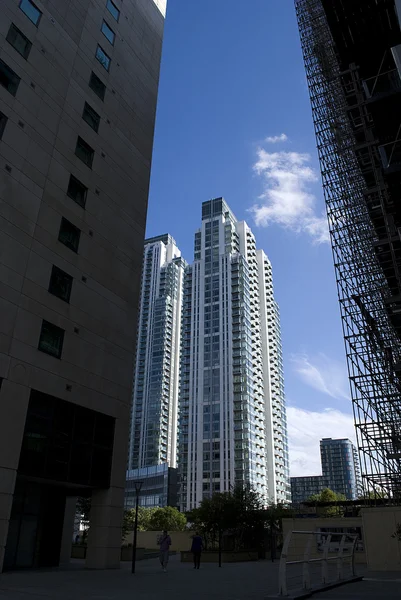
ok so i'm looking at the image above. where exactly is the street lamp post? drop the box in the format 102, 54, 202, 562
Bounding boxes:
131, 480, 143, 574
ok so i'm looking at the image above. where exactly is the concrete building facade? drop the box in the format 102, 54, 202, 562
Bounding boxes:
179, 198, 290, 511
128, 235, 185, 472
0, 0, 165, 572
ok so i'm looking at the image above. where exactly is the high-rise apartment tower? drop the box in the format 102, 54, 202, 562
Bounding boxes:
179, 198, 290, 510
320, 438, 362, 500
290, 437, 362, 503
0, 0, 165, 572
129, 235, 185, 471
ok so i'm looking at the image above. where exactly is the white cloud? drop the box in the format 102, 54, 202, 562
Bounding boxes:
287, 406, 356, 476
152, 0, 167, 16
265, 133, 288, 144
250, 143, 329, 244
291, 352, 350, 401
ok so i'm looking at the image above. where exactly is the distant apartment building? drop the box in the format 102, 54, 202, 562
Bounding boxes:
128, 235, 186, 474
125, 464, 178, 510
290, 476, 329, 505
290, 437, 362, 503
0, 0, 165, 572
320, 438, 362, 500
179, 198, 290, 510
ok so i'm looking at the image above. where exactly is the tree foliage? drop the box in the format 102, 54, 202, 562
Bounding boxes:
358, 490, 388, 501
262, 503, 294, 532
77, 496, 91, 526
186, 486, 274, 551
147, 506, 187, 531
137, 507, 158, 531
307, 488, 346, 516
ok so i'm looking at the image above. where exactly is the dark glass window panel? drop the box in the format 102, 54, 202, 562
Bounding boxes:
0, 112, 7, 139
95, 45, 110, 71
19, 0, 42, 25
75, 136, 94, 168
70, 444, 92, 484
101, 21, 115, 45
106, 0, 120, 21
94, 413, 115, 448
19, 390, 115, 488
48, 265, 73, 303
82, 102, 100, 133
58, 217, 81, 253
67, 174, 87, 208
6, 24, 32, 59
0, 59, 20, 97
38, 320, 65, 359
89, 71, 106, 101
19, 432, 48, 476
73, 408, 95, 443
91, 446, 112, 487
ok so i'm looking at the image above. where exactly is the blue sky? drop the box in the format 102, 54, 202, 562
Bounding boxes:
146, 0, 356, 476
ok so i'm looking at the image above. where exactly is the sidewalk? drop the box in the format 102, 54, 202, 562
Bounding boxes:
312, 572, 401, 600
0, 555, 280, 600
0, 557, 399, 600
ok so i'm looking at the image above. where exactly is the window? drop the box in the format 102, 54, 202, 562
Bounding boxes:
96, 45, 110, 71
106, 0, 120, 21
58, 217, 81, 253
67, 174, 87, 208
82, 102, 100, 133
38, 320, 65, 358
0, 112, 7, 140
89, 71, 106, 101
0, 59, 20, 97
75, 136, 94, 168
6, 24, 32, 59
48, 265, 73, 302
101, 21, 115, 45
19, 0, 42, 25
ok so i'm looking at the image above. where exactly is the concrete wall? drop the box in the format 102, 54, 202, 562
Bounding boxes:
125, 531, 194, 552
0, 0, 164, 572
361, 507, 401, 571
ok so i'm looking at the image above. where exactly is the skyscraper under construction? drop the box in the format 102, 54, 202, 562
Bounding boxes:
295, 0, 401, 496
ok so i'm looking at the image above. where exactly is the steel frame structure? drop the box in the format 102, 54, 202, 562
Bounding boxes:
295, 0, 401, 496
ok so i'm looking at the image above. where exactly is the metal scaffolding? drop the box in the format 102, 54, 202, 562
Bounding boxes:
295, 0, 401, 497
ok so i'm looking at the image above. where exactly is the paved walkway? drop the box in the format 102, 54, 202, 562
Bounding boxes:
0, 557, 399, 600
0, 556, 280, 600
312, 572, 401, 600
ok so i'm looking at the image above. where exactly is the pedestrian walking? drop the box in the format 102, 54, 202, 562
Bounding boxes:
159, 530, 171, 572
191, 532, 203, 569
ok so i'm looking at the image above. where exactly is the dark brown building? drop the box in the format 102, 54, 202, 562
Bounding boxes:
0, 0, 165, 571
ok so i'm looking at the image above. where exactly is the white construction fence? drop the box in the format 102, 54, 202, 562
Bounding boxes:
278, 530, 358, 596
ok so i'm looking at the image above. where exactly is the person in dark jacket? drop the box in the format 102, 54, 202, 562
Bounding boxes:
191, 533, 203, 569
159, 530, 172, 572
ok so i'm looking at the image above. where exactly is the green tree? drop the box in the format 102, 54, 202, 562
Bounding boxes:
76, 497, 91, 543
77, 496, 91, 526
307, 488, 346, 516
358, 490, 388, 501
137, 507, 158, 531
122, 510, 135, 541
187, 485, 267, 560
262, 503, 294, 533
148, 506, 187, 531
